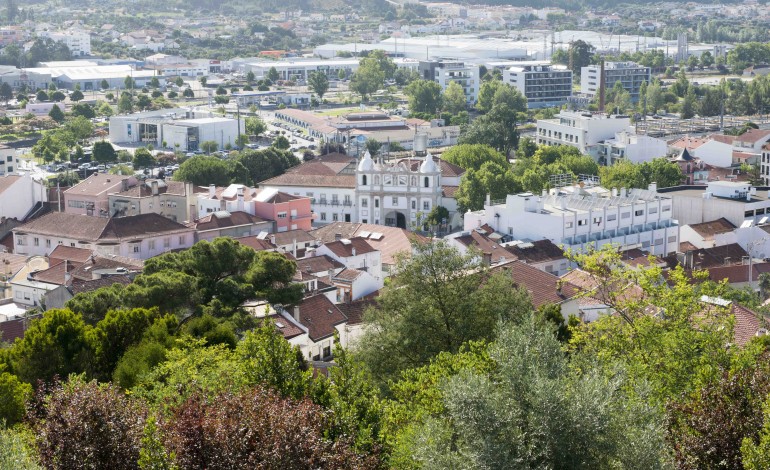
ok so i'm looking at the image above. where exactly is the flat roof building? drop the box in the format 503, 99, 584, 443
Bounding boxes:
535, 111, 630, 154
504, 62, 572, 109
580, 61, 651, 103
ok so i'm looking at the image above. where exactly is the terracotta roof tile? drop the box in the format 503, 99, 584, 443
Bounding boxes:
49, 245, 94, 265
322, 237, 377, 258
333, 267, 364, 282
265, 313, 305, 340
191, 211, 267, 230
687, 218, 736, 240
732, 303, 769, 346
292, 294, 347, 341
234, 236, 276, 252
271, 229, 315, 246
295, 255, 345, 275
492, 261, 578, 308
336, 296, 378, 326
64, 173, 135, 197
505, 239, 566, 264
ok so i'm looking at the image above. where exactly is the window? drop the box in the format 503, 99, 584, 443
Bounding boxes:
362, 175, 367, 185
320, 212, 327, 221
277, 212, 287, 219
16, 237, 24, 246
133, 245, 140, 253
362, 219, 367, 223
508, 227, 513, 235
389, 197, 396, 206
70, 243, 75, 247
423, 201, 430, 210
424, 177, 430, 187
654, 238, 663, 246
149, 240, 155, 250
332, 213, 339, 221
343, 195, 351, 205
411, 200, 416, 210
662, 206, 671, 212
374, 199, 379, 208
45, 239, 51, 248
178, 236, 186, 245
361, 199, 368, 208
641, 241, 651, 248
578, 219, 587, 226
164, 238, 170, 248
635, 209, 644, 216
593, 217, 602, 224
668, 235, 677, 243
621, 212, 630, 219
607, 214, 617, 221
649, 207, 658, 214
565, 222, 573, 228
33, 238, 39, 247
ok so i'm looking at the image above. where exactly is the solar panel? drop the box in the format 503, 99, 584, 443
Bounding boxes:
761, 217, 769, 225
741, 220, 754, 228
359, 231, 371, 238
370, 232, 383, 240
256, 231, 269, 240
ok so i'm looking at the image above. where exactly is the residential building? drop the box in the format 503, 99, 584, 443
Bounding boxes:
64, 173, 138, 217
580, 61, 651, 103
196, 185, 313, 232
273, 294, 350, 360
679, 217, 736, 249
269, 229, 318, 257
316, 236, 384, 284
259, 153, 358, 226
659, 181, 770, 227
188, 211, 272, 242
0, 174, 48, 221
503, 62, 572, 109
595, 129, 668, 165
465, 183, 680, 257
419, 60, 480, 105
535, 111, 630, 154
13, 212, 195, 260
108, 179, 196, 222
109, 109, 239, 151
38, 29, 91, 57
8, 256, 56, 307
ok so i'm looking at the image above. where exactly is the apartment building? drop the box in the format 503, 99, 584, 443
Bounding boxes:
503, 62, 573, 109
39, 29, 91, 57
535, 111, 630, 154
419, 60, 480, 106
464, 183, 679, 257
580, 61, 651, 102
659, 181, 770, 227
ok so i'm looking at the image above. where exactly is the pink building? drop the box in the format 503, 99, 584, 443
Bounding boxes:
64, 174, 137, 217
196, 184, 313, 232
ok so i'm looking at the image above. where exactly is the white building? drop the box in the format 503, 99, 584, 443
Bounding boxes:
503, 62, 572, 109
39, 29, 91, 57
109, 109, 240, 151
580, 62, 651, 103
536, 111, 630, 154
659, 181, 770, 227
316, 236, 384, 285
418, 60, 480, 106
595, 129, 668, 165
237, 57, 419, 82
0, 146, 19, 177
0, 174, 48, 220
27, 62, 160, 91
464, 183, 680, 257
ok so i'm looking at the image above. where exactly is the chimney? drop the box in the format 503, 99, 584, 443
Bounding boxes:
208, 184, 215, 197
611, 187, 618, 197
237, 186, 244, 211
335, 233, 342, 241
121, 179, 129, 192
293, 306, 300, 322
598, 59, 606, 113
648, 182, 657, 192
352, 247, 356, 256
269, 234, 276, 245
328, 268, 334, 284
485, 193, 491, 206
151, 180, 159, 196
292, 238, 297, 257
481, 252, 492, 266
620, 187, 627, 198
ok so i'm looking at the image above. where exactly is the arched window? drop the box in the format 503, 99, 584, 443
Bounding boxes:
362, 175, 367, 185
411, 176, 417, 186
424, 177, 430, 188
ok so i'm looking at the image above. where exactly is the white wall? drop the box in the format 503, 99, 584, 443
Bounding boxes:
695, 140, 733, 168
0, 175, 47, 220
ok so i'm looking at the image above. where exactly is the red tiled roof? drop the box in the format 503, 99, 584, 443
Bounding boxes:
684, 243, 749, 270
265, 313, 305, 340
709, 134, 735, 145
295, 255, 344, 275
493, 261, 578, 308
49, 245, 94, 265
441, 185, 458, 197
333, 267, 364, 282
736, 128, 770, 144
310, 222, 426, 266
669, 136, 708, 149
234, 236, 276, 252
687, 218, 736, 240
322, 237, 377, 258
505, 239, 566, 264
454, 231, 516, 265
0, 313, 41, 343
292, 294, 347, 341
191, 211, 267, 230
272, 229, 315, 246
336, 297, 378, 326
0, 175, 21, 196
732, 303, 769, 346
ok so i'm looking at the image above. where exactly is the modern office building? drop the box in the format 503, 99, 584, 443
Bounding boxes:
580, 61, 651, 102
419, 60, 480, 106
503, 62, 572, 109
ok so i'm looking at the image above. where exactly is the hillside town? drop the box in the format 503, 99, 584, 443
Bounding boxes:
5, 0, 770, 468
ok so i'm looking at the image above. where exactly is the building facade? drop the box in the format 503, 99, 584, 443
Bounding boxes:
580, 61, 651, 102
504, 62, 572, 109
535, 111, 630, 154
419, 60, 480, 106
464, 183, 680, 257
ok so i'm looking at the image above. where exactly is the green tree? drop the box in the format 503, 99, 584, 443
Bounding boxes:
133, 147, 155, 169
365, 138, 382, 156
48, 103, 64, 123
50, 90, 65, 102
461, 85, 526, 157
36, 90, 48, 101
701, 51, 715, 68
150, 76, 160, 89
273, 134, 290, 150
568, 39, 595, 76
0, 82, 12, 104
442, 81, 466, 114
245, 116, 266, 137
267, 66, 280, 83
124, 75, 135, 90
118, 92, 134, 113
356, 240, 534, 385
441, 143, 507, 171
307, 71, 330, 100
97, 101, 114, 117
10, 309, 94, 384
200, 140, 218, 154
215, 85, 227, 96
182, 87, 194, 98
136, 94, 152, 110
70, 89, 84, 102
65, 115, 94, 142
681, 87, 696, 119
475, 80, 503, 114
71, 102, 95, 119
350, 56, 386, 101
246, 70, 255, 84
100, 79, 109, 90
92, 140, 117, 163
455, 161, 519, 212
0, 370, 32, 425
0, 426, 41, 470
237, 147, 299, 185
90, 308, 161, 380
174, 155, 232, 186
366, 50, 396, 79
404, 80, 443, 115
